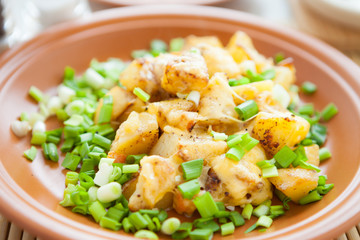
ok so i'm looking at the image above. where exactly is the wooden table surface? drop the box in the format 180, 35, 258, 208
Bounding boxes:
1, 0, 359, 240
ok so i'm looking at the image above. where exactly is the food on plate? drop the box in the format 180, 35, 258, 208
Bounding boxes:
13, 31, 338, 239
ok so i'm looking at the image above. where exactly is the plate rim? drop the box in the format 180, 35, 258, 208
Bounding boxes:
0, 4, 360, 240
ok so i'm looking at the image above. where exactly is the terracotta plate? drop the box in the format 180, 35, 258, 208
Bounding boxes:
90, 0, 230, 7
0, 5, 360, 240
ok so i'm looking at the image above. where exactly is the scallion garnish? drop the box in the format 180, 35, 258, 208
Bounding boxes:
181, 159, 204, 181
133, 87, 150, 102
193, 192, 219, 218
177, 179, 201, 199
298, 190, 322, 205
23, 146, 37, 161
234, 100, 259, 121
321, 103, 338, 121
274, 146, 297, 168
301, 81, 317, 95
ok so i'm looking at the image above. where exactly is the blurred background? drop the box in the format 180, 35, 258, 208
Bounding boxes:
0, 0, 359, 240
0, 0, 359, 64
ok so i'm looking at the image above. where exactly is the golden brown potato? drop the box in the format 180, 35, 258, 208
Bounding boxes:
232, 80, 274, 104
198, 73, 241, 125
147, 99, 198, 131
128, 155, 180, 211
209, 154, 272, 206
254, 91, 287, 113
269, 168, 319, 203
197, 44, 240, 78
304, 144, 320, 167
161, 52, 209, 94
251, 111, 310, 157
273, 65, 296, 90
116, 98, 146, 124
94, 86, 135, 124
109, 112, 159, 158
119, 58, 160, 97
183, 35, 223, 50
173, 188, 197, 216
226, 31, 254, 63
150, 126, 228, 164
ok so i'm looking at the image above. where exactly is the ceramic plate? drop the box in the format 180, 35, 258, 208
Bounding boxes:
0, 5, 360, 240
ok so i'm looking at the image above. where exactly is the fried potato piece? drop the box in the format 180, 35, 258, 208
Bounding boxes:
226, 31, 254, 63
197, 44, 240, 78
183, 35, 223, 50
150, 126, 228, 164
161, 52, 209, 94
119, 58, 160, 96
109, 112, 159, 158
94, 86, 135, 124
128, 155, 181, 211
269, 168, 319, 203
274, 65, 296, 90
173, 188, 197, 216
232, 80, 274, 104
198, 72, 241, 124
147, 99, 198, 131
304, 144, 320, 167
251, 111, 310, 157
208, 153, 272, 206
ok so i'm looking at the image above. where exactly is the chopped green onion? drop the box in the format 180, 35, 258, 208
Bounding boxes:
65, 171, 79, 186
214, 211, 230, 218
88, 201, 106, 223
189, 228, 213, 240
220, 222, 234, 236
298, 104, 314, 116
274, 52, 285, 64
228, 77, 250, 86
319, 147, 331, 161
177, 179, 201, 199
61, 153, 81, 171
269, 205, 285, 218
194, 219, 219, 232
132, 50, 152, 59
299, 190, 322, 205
229, 211, 245, 227
186, 91, 201, 107
123, 217, 136, 233
170, 38, 184, 52
65, 100, 85, 116
46, 135, 60, 145
20, 112, 29, 121
80, 142, 90, 158
193, 192, 219, 218
106, 207, 126, 222
225, 146, 245, 162
150, 39, 167, 56
98, 95, 113, 124
161, 217, 181, 235
23, 146, 37, 161
47, 143, 59, 162
242, 203, 253, 220
158, 210, 168, 222
56, 109, 69, 121
274, 189, 291, 210
72, 205, 88, 215
240, 133, 259, 151
210, 130, 228, 141
260, 69, 276, 80
181, 159, 203, 181
310, 123, 327, 146
172, 222, 192, 239
321, 103, 338, 121
235, 100, 258, 121
31, 131, 47, 145
61, 138, 75, 153
129, 212, 148, 230
125, 154, 147, 165
153, 217, 162, 231
100, 216, 122, 231
317, 183, 334, 195
226, 134, 243, 148
79, 172, 94, 190
97, 182, 122, 203
84, 68, 105, 90
133, 87, 150, 102
257, 215, 273, 228
318, 175, 327, 186
301, 81, 317, 95
92, 133, 111, 150
29, 86, 44, 102
301, 138, 315, 146
139, 209, 160, 217
215, 202, 225, 211
70, 191, 89, 205
122, 164, 140, 173
261, 166, 278, 178
274, 145, 297, 168
253, 204, 270, 217
64, 114, 84, 127
64, 125, 84, 139
298, 160, 321, 172
135, 230, 159, 240
256, 159, 276, 169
